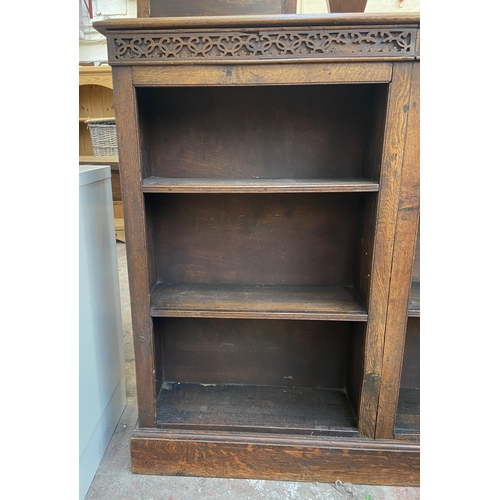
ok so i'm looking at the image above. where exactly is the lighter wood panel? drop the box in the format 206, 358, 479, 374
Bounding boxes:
79, 122, 94, 156
132, 62, 392, 86
79, 85, 115, 119
79, 65, 113, 89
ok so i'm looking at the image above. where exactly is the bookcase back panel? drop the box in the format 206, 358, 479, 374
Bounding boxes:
157, 318, 350, 388
138, 85, 383, 180
146, 193, 362, 286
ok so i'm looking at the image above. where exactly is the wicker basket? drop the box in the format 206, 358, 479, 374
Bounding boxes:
85, 118, 118, 156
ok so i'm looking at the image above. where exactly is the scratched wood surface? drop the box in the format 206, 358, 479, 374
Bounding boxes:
112, 66, 158, 426
375, 62, 420, 439
357, 62, 414, 438
156, 317, 352, 387
146, 193, 362, 286
101, 12, 420, 485
130, 429, 420, 485
137, 84, 378, 181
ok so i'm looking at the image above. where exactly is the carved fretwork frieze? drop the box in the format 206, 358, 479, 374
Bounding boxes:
108, 27, 418, 63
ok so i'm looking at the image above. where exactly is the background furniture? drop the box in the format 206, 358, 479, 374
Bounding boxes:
95, 12, 420, 485
79, 165, 126, 500
136, 0, 368, 17
79, 65, 125, 242
137, 0, 298, 17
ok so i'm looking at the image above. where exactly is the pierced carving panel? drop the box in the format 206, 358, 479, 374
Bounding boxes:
108, 28, 417, 63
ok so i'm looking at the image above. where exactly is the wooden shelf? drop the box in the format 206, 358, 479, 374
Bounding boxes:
79, 155, 119, 170
395, 387, 420, 439
150, 283, 367, 321
156, 382, 357, 437
142, 177, 380, 193
408, 281, 420, 317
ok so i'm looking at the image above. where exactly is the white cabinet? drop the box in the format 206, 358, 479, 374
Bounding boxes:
79, 165, 125, 500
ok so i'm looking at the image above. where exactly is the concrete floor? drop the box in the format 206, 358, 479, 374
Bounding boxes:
84, 242, 420, 500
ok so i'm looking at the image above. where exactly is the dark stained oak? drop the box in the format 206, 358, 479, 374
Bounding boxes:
151, 283, 367, 321
357, 62, 414, 438
96, 13, 420, 485
146, 192, 364, 287
94, 13, 420, 31
142, 177, 380, 193
130, 428, 420, 485
156, 383, 357, 436
395, 388, 420, 438
375, 62, 420, 439
112, 66, 158, 427
157, 318, 352, 388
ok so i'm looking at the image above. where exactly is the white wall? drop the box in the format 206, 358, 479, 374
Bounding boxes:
79, 0, 137, 63
79, 0, 420, 64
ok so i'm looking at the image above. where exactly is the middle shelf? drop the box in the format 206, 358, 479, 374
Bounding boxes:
142, 177, 380, 193
151, 283, 367, 321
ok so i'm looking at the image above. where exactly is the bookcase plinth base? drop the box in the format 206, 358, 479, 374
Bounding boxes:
130, 428, 420, 486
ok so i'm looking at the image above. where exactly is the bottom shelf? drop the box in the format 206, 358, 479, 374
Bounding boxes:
156, 382, 357, 437
395, 387, 420, 439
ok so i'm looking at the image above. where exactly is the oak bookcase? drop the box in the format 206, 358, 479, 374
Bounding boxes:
94, 13, 420, 485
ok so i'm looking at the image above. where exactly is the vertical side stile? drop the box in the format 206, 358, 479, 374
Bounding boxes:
358, 62, 413, 438
112, 66, 157, 427
375, 62, 420, 439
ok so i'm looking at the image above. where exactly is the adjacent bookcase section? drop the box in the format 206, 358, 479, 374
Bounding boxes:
396, 224, 420, 439
94, 13, 420, 485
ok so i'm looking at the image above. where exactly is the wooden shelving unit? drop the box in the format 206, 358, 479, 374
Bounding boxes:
79, 65, 125, 242
94, 13, 420, 485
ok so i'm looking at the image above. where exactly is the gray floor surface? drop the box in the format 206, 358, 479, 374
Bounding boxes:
84, 242, 420, 500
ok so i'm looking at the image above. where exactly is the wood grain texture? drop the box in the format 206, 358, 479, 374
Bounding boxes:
79, 65, 113, 89
93, 13, 420, 32
130, 429, 420, 485
79, 84, 115, 156
142, 177, 380, 193
157, 318, 352, 387
357, 62, 413, 438
151, 284, 367, 321
375, 62, 420, 439
146, 193, 362, 287
132, 63, 392, 85
156, 383, 357, 436
101, 13, 421, 482
138, 85, 379, 181
112, 66, 156, 427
